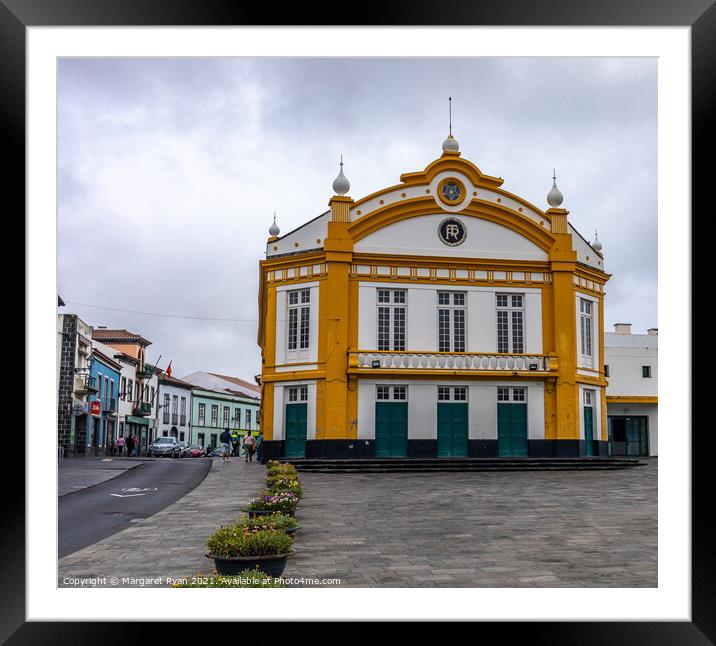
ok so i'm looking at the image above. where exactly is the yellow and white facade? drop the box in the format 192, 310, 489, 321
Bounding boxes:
257, 136, 610, 460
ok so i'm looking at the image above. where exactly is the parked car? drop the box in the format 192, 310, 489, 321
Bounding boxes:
208, 446, 224, 458
172, 441, 189, 458
186, 444, 206, 458
149, 436, 178, 457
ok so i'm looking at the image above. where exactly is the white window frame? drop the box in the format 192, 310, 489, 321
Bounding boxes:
496, 293, 525, 354
437, 291, 466, 353
198, 403, 206, 426
287, 288, 311, 353
497, 386, 527, 403
287, 385, 309, 402
376, 385, 408, 401
376, 289, 407, 351
579, 298, 594, 359
438, 386, 468, 402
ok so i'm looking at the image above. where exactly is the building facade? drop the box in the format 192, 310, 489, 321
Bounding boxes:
157, 373, 193, 442
188, 387, 261, 450
86, 341, 121, 456
605, 324, 658, 456
258, 135, 610, 460
92, 328, 159, 456
57, 313, 95, 456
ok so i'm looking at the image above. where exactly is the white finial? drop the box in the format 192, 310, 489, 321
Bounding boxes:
442, 97, 460, 153
332, 155, 350, 195
268, 212, 280, 237
547, 169, 564, 207
592, 229, 603, 252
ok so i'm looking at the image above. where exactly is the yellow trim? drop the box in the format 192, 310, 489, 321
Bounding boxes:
436, 177, 467, 206
606, 396, 658, 404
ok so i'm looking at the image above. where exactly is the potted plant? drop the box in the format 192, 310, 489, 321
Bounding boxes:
243, 491, 299, 517
205, 526, 293, 577
235, 513, 300, 535
266, 477, 303, 498
170, 569, 285, 588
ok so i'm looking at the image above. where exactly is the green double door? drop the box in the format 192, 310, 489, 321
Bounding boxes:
437, 403, 468, 457
285, 403, 307, 458
375, 402, 408, 457
584, 406, 594, 456
497, 403, 528, 457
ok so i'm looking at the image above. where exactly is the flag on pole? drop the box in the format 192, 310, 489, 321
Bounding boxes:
166, 361, 172, 377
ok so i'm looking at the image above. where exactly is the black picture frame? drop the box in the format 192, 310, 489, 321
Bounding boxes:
6, 0, 707, 641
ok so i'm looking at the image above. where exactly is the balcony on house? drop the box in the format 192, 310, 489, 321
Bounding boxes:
163, 412, 170, 424
172, 413, 178, 425
102, 397, 117, 413
349, 350, 553, 375
180, 415, 187, 426
133, 402, 153, 416
74, 374, 98, 395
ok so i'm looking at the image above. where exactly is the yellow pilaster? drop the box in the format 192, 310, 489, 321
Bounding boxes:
547, 207, 579, 441
317, 201, 354, 439
261, 382, 274, 441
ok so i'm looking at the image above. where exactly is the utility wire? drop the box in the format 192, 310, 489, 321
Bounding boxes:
65, 300, 257, 322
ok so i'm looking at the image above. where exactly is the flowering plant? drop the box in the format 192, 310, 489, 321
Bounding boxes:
246, 491, 298, 513
206, 527, 292, 558
234, 514, 298, 532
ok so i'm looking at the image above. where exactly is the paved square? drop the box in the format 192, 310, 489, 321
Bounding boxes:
285, 460, 657, 587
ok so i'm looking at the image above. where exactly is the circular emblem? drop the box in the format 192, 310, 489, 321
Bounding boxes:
438, 217, 467, 247
437, 177, 466, 206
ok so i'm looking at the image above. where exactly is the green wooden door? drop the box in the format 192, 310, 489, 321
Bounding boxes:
285, 403, 307, 458
625, 417, 648, 456
375, 402, 408, 457
437, 403, 468, 457
584, 406, 594, 456
497, 403, 528, 457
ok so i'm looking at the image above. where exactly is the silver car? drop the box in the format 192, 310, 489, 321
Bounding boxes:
149, 437, 178, 457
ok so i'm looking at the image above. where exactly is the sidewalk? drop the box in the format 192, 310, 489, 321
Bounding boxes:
58, 457, 149, 497
58, 458, 266, 585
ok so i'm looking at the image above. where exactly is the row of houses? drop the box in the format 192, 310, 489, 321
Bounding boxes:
57, 312, 260, 457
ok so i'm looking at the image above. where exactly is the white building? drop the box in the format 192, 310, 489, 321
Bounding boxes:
157, 372, 193, 443
605, 324, 658, 456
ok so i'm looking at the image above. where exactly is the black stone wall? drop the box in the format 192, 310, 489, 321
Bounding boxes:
57, 315, 77, 457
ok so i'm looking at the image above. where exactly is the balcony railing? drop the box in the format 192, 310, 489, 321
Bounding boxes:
163, 413, 170, 424
350, 350, 552, 373
172, 413, 178, 425
180, 415, 186, 426
102, 397, 117, 413
74, 375, 98, 395
133, 402, 153, 416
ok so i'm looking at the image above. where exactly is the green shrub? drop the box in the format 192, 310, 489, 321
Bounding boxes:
245, 491, 298, 513
266, 461, 297, 476
206, 527, 292, 558
171, 570, 284, 588
266, 474, 300, 488
235, 514, 298, 532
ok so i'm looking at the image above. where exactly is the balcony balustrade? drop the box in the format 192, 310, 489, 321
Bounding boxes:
180, 415, 187, 426
350, 350, 551, 373
172, 414, 178, 425
133, 402, 153, 416
74, 375, 98, 395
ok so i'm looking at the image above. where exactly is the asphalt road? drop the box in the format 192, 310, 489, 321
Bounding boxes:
58, 457, 212, 558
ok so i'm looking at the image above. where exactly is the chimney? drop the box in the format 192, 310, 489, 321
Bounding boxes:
614, 323, 632, 335
647, 328, 658, 336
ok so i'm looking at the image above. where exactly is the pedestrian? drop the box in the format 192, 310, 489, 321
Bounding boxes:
219, 428, 232, 463
243, 430, 256, 463
126, 433, 135, 457
108, 437, 115, 457
231, 430, 240, 457
116, 435, 125, 457
255, 429, 264, 464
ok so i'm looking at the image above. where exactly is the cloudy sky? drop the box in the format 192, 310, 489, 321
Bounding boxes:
58, 57, 657, 380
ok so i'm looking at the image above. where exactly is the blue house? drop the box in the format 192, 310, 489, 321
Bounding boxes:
88, 343, 122, 456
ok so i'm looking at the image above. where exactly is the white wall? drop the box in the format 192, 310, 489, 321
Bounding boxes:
358, 282, 542, 354
266, 211, 329, 258
605, 334, 658, 397
357, 379, 544, 440
354, 213, 548, 261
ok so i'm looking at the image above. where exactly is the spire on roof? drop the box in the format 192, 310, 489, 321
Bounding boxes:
547, 169, 564, 207
442, 97, 460, 153
332, 155, 350, 195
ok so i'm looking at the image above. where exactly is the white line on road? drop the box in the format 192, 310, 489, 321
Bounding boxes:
110, 493, 146, 498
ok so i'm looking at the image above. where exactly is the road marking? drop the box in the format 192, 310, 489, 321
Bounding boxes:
110, 493, 145, 498
121, 487, 158, 493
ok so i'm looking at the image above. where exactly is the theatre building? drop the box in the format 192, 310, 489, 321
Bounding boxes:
257, 131, 609, 460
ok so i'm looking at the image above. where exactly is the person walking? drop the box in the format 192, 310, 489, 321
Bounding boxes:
255, 429, 264, 464
243, 430, 256, 463
116, 435, 125, 457
230, 430, 240, 457
219, 428, 232, 463
126, 433, 135, 458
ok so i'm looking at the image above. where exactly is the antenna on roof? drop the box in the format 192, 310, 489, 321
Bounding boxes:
448, 96, 452, 136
